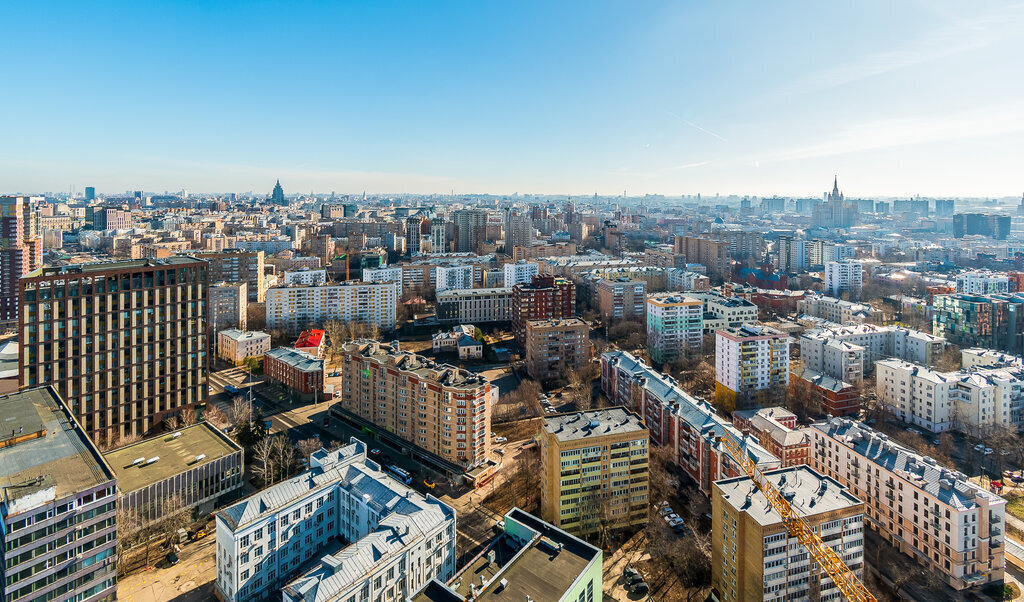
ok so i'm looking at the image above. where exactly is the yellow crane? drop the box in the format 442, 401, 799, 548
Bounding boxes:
717, 429, 876, 602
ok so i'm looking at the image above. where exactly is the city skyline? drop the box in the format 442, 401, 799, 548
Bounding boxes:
3, 1, 1023, 197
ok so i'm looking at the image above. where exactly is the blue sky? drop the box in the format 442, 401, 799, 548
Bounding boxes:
2, 1, 1023, 197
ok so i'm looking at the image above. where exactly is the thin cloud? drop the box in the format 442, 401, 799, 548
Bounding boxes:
663, 110, 728, 142
673, 161, 711, 170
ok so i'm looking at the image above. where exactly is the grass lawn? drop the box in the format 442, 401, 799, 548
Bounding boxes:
1006, 493, 1024, 523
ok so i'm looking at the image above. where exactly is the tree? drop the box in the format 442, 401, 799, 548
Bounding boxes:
180, 408, 197, 427
163, 414, 181, 431
231, 397, 252, 426
272, 435, 296, 481
934, 344, 961, 372
252, 437, 276, 484
296, 438, 323, 463
204, 404, 230, 430
323, 320, 347, 362
234, 407, 267, 450
246, 303, 266, 331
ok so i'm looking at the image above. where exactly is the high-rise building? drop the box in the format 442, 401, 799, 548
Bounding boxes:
810, 417, 1006, 590
435, 264, 475, 292
208, 281, 247, 336
775, 235, 808, 273
511, 274, 576, 343
430, 220, 446, 252
956, 270, 1010, 295
715, 324, 790, 411
502, 260, 539, 288
185, 249, 266, 302
216, 439, 456, 602
524, 318, 589, 382
0, 387, 118, 602
935, 198, 955, 217
932, 293, 1024, 356
504, 210, 534, 252
270, 179, 286, 204
646, 293, 703, 364
84, 186, 96, 200
19, 258, 208, 444
405, 216, 424, 255
452, 209, 488, 253
712, 465, 865, 602
954, 213, 1011, 239
265, 281, 397, 334
596, 277, 647, 323
812, 176, 858, 228
435, 287, 513, 324
335, 340, 494, 470
539, 408, 649, 535
672, 236, 729, 275
824, 259, 863, 299
0, 196, 42, 324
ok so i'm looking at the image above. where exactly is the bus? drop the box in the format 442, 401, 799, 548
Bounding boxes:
225, 385, 240, 395
385, 465, 412, 485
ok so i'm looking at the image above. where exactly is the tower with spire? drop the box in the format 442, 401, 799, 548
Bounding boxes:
271, 180, 285, 205
812, 176, 857, 228
827, 175, 844, 203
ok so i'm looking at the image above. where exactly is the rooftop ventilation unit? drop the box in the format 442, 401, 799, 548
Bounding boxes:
194, 454, 206, 462
146, 457, 160, 464
171, 432, 182, 439
132, 457, 146, 466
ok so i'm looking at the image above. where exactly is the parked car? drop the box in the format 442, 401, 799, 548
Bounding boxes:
496, 448, 506, 455
423, 479, 436, 489
329, 371, 340, 377
984, 447, 994, 455
166, 552, 180, 566
668, 517, 685, 528
657, 506, 674, 517
495, 436, 508, 444
370, 448, 382, 456
630, 581, 649, 595
974, 444, 985, 452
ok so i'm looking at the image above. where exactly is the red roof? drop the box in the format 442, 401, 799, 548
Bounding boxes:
294, 329, 325, 349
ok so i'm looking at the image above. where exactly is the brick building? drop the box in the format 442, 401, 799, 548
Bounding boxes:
511, 274, 576, 343
264, 347, 324, 401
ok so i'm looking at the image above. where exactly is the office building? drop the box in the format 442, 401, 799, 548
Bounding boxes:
435, 287, 512, 325
602, 351, 780, 495
336, 340, 494, 470
731, 407, 809, 467
956, 271, 1010, 295
216, 439, 456, 602
105, 421, 243, 525
264, 347, 325, 401
0, 387, 117, 602
209, 281, 247, 335
187, 249, 266, 302
712, 466, 865, 602
84, 186, 96, 200
362, 266, 404, 298
265, 281, 397, 334
411, 508, 602, 602
810, 417, 1005, 590
954, 213, 1011, 240
435, 265, 475, 293
932, 293, 1024, 356
645, 293, 703, 364
597, 277, 647, 323
452, 209, 488, 252
824, 259, 863, 300
511, 274, 576, 343
539, 408, 648, 535
502, 260, 539, 288
811, 177, 858, 228
524, 318, 589, 382
0, 196, 42, 324
20, 258, 208, 444
92, 207, 133, 231
218, 329, 271, 364
504, 210, 534, 252
270, 179, 286, 204
715, 325, 790, 411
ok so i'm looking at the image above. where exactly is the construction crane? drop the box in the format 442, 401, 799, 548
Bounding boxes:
718, 429, 876, 602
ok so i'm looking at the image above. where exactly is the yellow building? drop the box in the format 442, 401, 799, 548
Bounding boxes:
714, 324, 790, 411
539, 407, 649, 536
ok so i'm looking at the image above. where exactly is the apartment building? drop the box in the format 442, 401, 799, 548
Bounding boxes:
539, 408, 649, 535
0, 388, 118, 602
537, 253, 638, 279
666, 268, 710, 292
800, 323, 946, 378
186, 249, 266, 302
956, 271, 1010, 295
435, 287, 512, 324
0, 196, 43, 324
712, 466, 865, 602
797, 294, 873, 324
824, 259, 863, 299
504, 211, 534, 251
264, 347, 325, 401
209, 281, 247, 336
776, 236, 809, 273
503, 260, 539, 287
524, 318, 589, 382
336, 340, 493, 470
265, 281, 397, 334
218, 329, 271, 364
691, 292, 758, 332
511, 241, 578, 261
646, 293, 703, 365
281, 268, 327, 286
601, 351, 780, 495
711, 229, 765, 260
731, 407, 809, 467
673, 236, 730, 275
412, 508, 602, 602
596, 277, 647, 323
435, 265, 475, 292
19, 258, 208, 443
216, 439, 456, 602
361, 266, 404, 298
796, 369, 861, 417
715, 325, 790, 411
809, 417, 1006, 590
875, 358, 1024, 433
932, 293, 1024, 356
104, 421, 243, 525
511, 274, 576, 343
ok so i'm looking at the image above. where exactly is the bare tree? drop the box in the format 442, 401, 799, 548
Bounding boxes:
296, 438, 323, 463
204, 404, 230, 430
252, 437, 275, 484
180, 408, 197, 427
246, 303, 266, 331
231, 396, 252, 426
163, 415, 181, 431
272, 435, 296, 481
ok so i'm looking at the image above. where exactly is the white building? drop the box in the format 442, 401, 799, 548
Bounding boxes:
690, 292, 759, 333
502, 260, 539, 288
666, 268, 710, 291
797, 294, 873, 325
282, 268, 328, 286
432, 325, 475, 354
809, 417, 1006, 590
956, 271, 1010, 295
266, 282, 397, 334
646, 293, 703, 364
800, 324, 945, 378
715, 324, 790, 409
435, 287, 512, 324
218, 329, 272, 364
824, 259, 863, 299
776, 236, 808, 272
362, 266, 404, 298
435, 265, 475, 292
215, 439, 456, 602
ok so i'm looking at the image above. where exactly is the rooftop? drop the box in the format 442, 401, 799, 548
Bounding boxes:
266, 347, 324, 373
718, 324, 786, 339
27, 256, 204, 278
0, 388, 115, 511
543, 407, 647, 442
524, 317, 587, 329
716, 465, 862, 526
219, 328, 271, 342
103, 422, 242, 493
436, 287, 511, 298
295, 329, 326, 349
340, 340, 491, 391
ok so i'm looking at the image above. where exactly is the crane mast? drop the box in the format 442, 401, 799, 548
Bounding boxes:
717, 430, 876, 602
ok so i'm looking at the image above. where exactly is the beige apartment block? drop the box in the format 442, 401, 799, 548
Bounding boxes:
217, 329, 271, 364
524, 318, 589, 382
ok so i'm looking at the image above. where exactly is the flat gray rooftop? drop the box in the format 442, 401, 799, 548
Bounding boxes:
543, 407, 647, 442
716, 465, 862, 526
